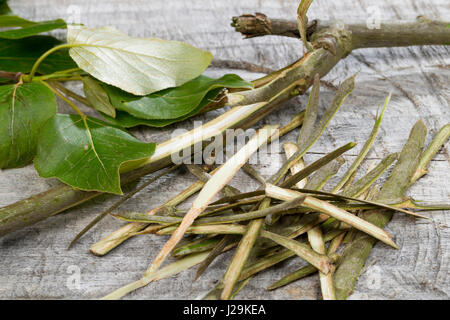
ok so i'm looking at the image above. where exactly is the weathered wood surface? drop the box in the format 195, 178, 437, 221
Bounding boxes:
0, 0, 449, 300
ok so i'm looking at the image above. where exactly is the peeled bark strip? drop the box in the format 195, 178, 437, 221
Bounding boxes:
307, 227, 336, 300
333, 120, 428, 300
202, 228, 345, 300
265, 184, 398, 248
221, 106, 315, 299
90, 113, 305, 255
195, 235, 238, 280
332, 94, 390, 192
146, 125, 279, 275
261, 230, 332, 274
68, 164, 180, 249
157, 224, 247, 236
342, 153, 398, 199
267, 232, 344, 291
102, 251, 212, 300
89, 172, 210, 256
282, 141, 335, 299
221, 218, 265, 300
294, 188, 425, 219
410, 123, 450, 184
284, 142, 308, 188
280, 142, 356, 188
268, 75, 356, 185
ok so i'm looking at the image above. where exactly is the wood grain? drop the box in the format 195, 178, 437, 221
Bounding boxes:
0, 0, 448, 299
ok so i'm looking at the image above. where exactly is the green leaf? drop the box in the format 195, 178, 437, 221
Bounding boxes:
103, 74, 252, 120
0, 36, 77, 74
0, 15, 66, 39
34, 114, 156, 194
0, 0, 65, 39
102, 88, 222, 128
0, 82, 57, 168
82, 76, 116, 118
100, 74, 252, 128
0, 0, 12, 15
67, 25, 213, 95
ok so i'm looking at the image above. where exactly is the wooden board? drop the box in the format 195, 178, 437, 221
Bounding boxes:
0, 0, 448, 299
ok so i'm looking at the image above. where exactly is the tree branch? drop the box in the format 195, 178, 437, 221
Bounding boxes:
231, 13, 450, 49
0, 71, 22, 82
231, 13, 302, 39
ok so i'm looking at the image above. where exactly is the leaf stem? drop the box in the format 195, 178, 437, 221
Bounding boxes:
40, 80, 85, 117
172, 236, 221, 258
25, 43, 86, 82
50, 81, 91, 107
32, 73, 83, 82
